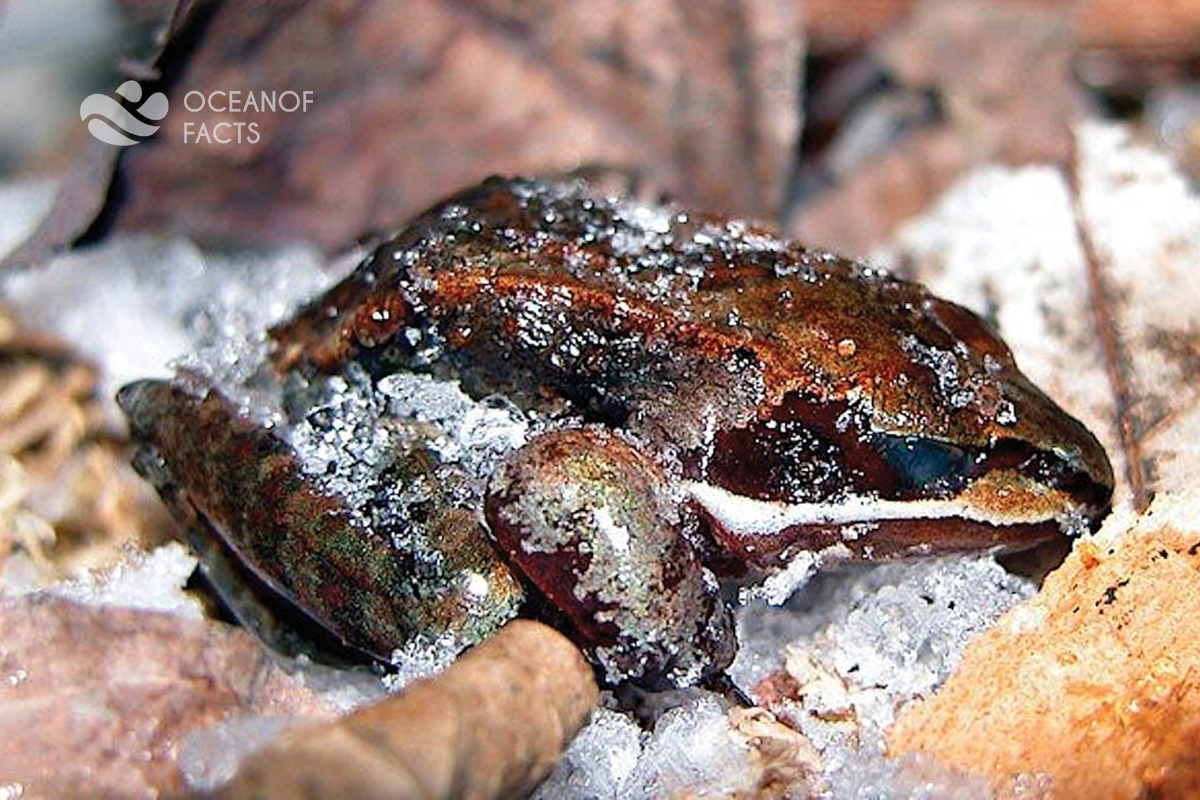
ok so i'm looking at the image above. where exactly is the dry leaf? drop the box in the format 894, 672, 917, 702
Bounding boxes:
219, 619, 597, 800
880, 119, 1200, 794
887, 492, 1200, 796
878, 0, 1079, 165
96, 0, 802, 251
729, 706, 821, 798
1072, 122, 1200, 505
0, 1, 208, 271
803, 0, 1200, 66
0, 304, 173, 583
790, 0, 1080, 256
790, 126, 972, 256
0, 140, 122, 272
1077, 0, 1200, 64
887, 121, 1200, 510
0, 596, 333, 798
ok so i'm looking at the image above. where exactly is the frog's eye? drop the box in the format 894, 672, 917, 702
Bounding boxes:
871, 434, 971, 494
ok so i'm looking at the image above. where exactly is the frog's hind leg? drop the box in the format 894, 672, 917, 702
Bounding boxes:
186, 510, 373, 667
118, 379, 523, 666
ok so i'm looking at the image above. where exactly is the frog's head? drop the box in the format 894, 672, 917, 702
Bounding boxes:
682, 270, 1115, 570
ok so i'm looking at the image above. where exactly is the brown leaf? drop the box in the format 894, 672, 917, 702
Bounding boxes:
880, 118, 1200, 795
790, 126, 972, 255
887, 121, 1200, 509
1076, 0, 1200, 64
0, 0, 210, 272
728, 706, 821, 797
0, 304, 175, 582
789, 0, 1080, 256
878, 0, 1079, 164
0, 596, 332, 798
1070, 122, 1200, 509
218, 619, 597, 800
888, 493, 1200, 796
803, 0, 1200, 67
97, 0, 802, 250
0, 140, 119, 272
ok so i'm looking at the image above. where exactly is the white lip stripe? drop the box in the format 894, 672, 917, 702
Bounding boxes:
683, 481, 1058, 536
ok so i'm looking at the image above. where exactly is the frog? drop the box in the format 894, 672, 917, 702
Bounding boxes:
119, 176, 1113, 690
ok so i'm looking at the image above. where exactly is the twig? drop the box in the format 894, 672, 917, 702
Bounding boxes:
1065, 139, 1151, 512
216, 620, 599, 800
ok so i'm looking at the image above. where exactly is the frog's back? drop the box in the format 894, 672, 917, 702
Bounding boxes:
271, 176, 1111, 509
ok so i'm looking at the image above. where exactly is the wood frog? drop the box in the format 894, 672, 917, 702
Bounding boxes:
121, 177, 1113, 689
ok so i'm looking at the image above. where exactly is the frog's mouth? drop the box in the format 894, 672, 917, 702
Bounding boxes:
680, 391, 1112, 571
687, 476, 1070, 533
684, 475, 1075, 572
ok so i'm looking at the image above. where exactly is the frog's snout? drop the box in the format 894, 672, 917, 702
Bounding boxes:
990, 377, 1116, 525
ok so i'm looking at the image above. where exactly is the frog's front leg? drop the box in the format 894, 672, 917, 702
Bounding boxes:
485, 427, 736, 689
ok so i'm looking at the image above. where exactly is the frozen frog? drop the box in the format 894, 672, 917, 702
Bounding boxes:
119, 177, 1113, 689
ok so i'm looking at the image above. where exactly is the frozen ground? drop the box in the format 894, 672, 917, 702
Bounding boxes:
732, 557, 1031, 797
0, 177, 1043, 798
532, 555, 1029, 799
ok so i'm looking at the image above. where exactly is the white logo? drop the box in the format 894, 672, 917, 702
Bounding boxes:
80, 80, 168, 146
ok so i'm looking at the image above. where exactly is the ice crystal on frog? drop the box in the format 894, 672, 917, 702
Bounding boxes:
737, 544, 850, 606
900, 334, 976, 410
282, 365, 398, 512
377, 372, 532, 486
381, 630, 464, 693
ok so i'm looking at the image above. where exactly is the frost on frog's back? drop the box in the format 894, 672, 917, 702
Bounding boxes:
272, 176, 1113, 563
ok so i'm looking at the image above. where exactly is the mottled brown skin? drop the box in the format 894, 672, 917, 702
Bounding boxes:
118, 380, 522, 663
272, 176, 1113, 570
122, 176, 1116, 687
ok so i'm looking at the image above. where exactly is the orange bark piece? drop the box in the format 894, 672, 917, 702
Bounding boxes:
888, 494, 1200, 797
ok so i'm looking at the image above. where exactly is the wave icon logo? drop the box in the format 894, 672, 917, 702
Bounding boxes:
80, 80, 169, 146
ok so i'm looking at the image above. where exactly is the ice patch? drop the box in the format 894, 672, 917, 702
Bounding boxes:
3, 234, 352, 411
732, 556, 1032, 796
532, 709, 644, 800
179, 716, 295, 793
382, 631, 463, 693
535, 694, 762, 799
0, 177, 58, 261
41, 542, 204, 619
